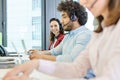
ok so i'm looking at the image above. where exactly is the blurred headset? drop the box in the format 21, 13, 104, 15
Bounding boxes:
63, 12, 77, 27
70, 12, 77, 21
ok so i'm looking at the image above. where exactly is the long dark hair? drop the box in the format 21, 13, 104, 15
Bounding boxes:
94, 0, 120, 33
49, 18, 64, 42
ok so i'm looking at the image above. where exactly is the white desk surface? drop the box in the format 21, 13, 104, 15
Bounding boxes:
0, 57, 85, 80
0, 69, 61, 80
0, 69, 86, 80
0, 57, 61, 80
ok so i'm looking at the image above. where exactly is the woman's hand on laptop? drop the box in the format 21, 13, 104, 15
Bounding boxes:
3, 75, 31, 80
3, 60, 39, 80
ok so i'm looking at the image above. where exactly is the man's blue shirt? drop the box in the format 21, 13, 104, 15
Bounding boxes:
50, 25, 92, 62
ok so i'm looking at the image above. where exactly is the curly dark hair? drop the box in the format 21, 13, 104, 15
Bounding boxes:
49, 18, 64, 42
57, 0, 87, 25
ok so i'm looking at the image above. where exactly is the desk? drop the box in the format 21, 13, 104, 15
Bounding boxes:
0, 56, 62, 80
0, 57, 85, 80
0, 56, 30, 66
0, 69, 86, 80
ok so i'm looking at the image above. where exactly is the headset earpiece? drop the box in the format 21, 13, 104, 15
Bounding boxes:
70, 13, 77, 21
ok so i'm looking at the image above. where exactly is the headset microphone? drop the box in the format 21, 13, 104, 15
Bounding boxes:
90, 0, 97, 8
63, 20, 71, 27
63, 13, 77, 27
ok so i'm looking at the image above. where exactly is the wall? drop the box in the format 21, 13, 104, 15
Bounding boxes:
0, 0, 3, 45
45, 0, 61, 49
0, 0, 2, 32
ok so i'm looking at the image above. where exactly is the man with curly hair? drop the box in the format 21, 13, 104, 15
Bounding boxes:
29, 0, 91, 63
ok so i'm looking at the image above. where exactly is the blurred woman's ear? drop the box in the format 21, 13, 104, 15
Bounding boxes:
80, 0, 87, 6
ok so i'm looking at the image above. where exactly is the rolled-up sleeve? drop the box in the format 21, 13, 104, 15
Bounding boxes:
38, 45, 91, 78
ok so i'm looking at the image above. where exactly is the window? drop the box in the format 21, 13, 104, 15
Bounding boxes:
7, 0, 42, 51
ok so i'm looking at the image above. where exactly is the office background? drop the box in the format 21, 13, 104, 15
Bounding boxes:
0, 0, 94, 52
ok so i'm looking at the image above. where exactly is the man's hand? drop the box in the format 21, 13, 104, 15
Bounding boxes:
28, 49, 51, 55
29, 53, 44, 60
29, 53, 56, 61
28, 49, 43, 54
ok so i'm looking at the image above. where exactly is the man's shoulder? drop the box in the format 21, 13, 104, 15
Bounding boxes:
75, 29, 92, 40
77, 28, 92, 35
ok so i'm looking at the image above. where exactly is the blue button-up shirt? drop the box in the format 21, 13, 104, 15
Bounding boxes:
50, 25, 92, 62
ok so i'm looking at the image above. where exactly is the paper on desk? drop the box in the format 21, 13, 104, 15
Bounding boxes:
0, 57, 16, 69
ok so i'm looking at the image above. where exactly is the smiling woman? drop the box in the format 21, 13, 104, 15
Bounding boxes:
48, 18, 64, 50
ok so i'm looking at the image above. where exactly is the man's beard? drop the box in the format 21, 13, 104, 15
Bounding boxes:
63, 23, 73, 31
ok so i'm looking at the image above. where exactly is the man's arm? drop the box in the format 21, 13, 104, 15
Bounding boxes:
42, 54, 56, 61
30, 53, 56, 61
